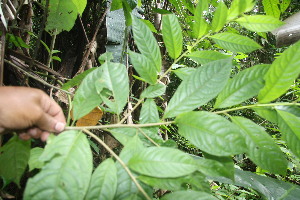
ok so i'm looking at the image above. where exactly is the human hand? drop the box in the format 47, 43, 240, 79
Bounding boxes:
0, 86, 66, 141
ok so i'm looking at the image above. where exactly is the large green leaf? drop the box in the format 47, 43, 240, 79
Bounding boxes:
162, 14, 183, 59
132, 16, 161, 72
215, 168, 300, 200
186, 50, 231, 65
46, 0, 79, 33
164, 58, 232, 118
24, 131, 93, 200
258, 40, 300, 103
215, 64, 270, 108
176, 111, 247, 156
128, 147, 197, 178
161, 191, 218, 200
140, 83, 166, 98
61, 67, 97, 90
277, 110, 300, 158
140, 99, 159, 124
232, 116, 287, 175
129, 51, 157, 85
72, 67, 102, 120
211, 2, 228, 32
211, 33, 262, 53
0, 136, 30, 186
99, 62, 129, 114
173, 67, 197, 80
114, 136, 152, 200
227, 0, 255, 21
262, 0, 280, 19
85, 158, 117, 200
193, 0, 209, 38
235, 15, 284, 32
28, 147, 44, 171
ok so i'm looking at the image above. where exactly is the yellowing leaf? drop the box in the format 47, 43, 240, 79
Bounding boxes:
76, 107, 103, 127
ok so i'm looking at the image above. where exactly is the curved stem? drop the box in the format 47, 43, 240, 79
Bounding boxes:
82, 129, 152, 200
65, 121, 174, 130
213, 102, 300, 114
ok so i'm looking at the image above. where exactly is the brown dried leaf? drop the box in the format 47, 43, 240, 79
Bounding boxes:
75, 107, 103, 127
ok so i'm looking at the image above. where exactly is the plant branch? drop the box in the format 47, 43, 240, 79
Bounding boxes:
65, 121, 174, 130
4, 59, 72, 95
82, 129, 152, 200
213, 102, 300, 114
137, 127, 160, 147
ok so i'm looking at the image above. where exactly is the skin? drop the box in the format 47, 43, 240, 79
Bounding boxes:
0, 86, 66, 141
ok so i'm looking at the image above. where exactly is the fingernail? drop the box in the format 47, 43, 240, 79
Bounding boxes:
55, 122, 65, 132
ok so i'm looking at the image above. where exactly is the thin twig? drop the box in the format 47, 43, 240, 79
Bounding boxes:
82, 129, 152, 200
213, 102, 300, 114
137, 127, 160, 147
65, 121, 174, 130
78, 15, 89, 43
4, 59, 73, 95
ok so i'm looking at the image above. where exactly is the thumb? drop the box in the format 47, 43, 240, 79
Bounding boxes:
37, 112, 66, 133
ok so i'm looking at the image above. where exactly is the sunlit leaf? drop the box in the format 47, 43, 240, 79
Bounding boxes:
0, 136, 30, 186
215, 64, 270, 108
232, 116, 287, 175
280, 0, 291, 13
258, 40, 300, 103
128, 147, 197, 178
129, 51, 157, 85
72, 67, 102, 120
186, 50, 231, 65
227, 0, 255, 21
140, 83, 166, 98
211, 2, 228, 32
262, 0, 280, 19
193, 0, 209, 38
161, 191, 218, 200
176, 111, 247, 156
132, 16, 161, 72
24, 131, 93, 200
210, 32, 262, 53
235, 15, 284, 32
85, 158, 117, 200
164, 58, 232, 118
76, 107, 103, 127
162, 14, 183, 59
173, 67, 196, 80
72, 0, 87, 15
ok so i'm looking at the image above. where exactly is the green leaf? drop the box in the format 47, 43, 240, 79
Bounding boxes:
210, 32, 262, 53
61, 67, 97, 90
129, 51, 157, 85
71, 0, 87, 15
280, 0, 291, 13
28, 147, 44, 171
132, 16, 161, 72
110, 0, 122, 11
24, 131, 93, 200
258, 40, 300, 103
186, 50, 231, 65
140, 19, 157, 33
262, 0, 280, 19
253, 107, 278, 124
232, 116, 287, 175
235, 15, 284, 32
176, 111, 246, 156
85, 158, 117, 200
51, 56, 61, 62
211, 2, 228, 32
122, 0, 133, 26
215, 168, 300, 200
140, 99, 159, 124
140, 83, 166, 98
0, 136, 30, 186
162, 14, 183, 59
161, 191, 218, 200
164, 58, 232, 118
128, 147, 197, 178
98, 52, 114, 64
173, 67, 196, 80
193, 0, 209, 38
114, 136, 152, 200
46, 0, 79, 33
72, 67, 102, 120
277, 110, 300, 159
196, 155, 234, 180
227, 0, 255, 21
215, 64, 270, 108
99, 62, 129, 114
